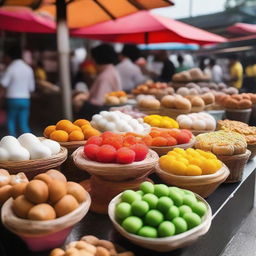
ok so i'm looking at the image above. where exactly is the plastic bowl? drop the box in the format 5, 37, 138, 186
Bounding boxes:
1, 191, 91, 252
108, 192, 212, 252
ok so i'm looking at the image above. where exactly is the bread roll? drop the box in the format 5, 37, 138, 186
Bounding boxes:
190, 97, 205, 108
174, 97, 191, 110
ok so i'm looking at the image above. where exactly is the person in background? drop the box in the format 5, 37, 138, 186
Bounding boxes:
34, 60, 59, 93
116, 44, 146, 93
176, 54, 189, 73
0, 47, 35, 136
209, 58, 223, 83
244, 56, 256, 93
228, 54, 244, 90
156, 50, 175, 82
78, 44, 121, 119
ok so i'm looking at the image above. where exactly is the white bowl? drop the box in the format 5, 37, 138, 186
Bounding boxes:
108, 192, 212, 252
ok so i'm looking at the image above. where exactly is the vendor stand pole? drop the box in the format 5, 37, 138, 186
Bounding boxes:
56, 0, 73, 120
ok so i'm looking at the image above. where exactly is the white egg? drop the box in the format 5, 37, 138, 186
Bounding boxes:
129, 119, 139, 128
99, 111, 109, 118
116, 120, 127, 132
176, 114, 188, 123
97, 118, 108, 130
205, 119, 216, 130
0, 147, 9, 161
41, 139, 61, 155
179, 118, 193, 129
192, 120, 206, 130
135, 125, 144, 134
137, 118, 144, 123
92, 114, 102, 122
121, 124, 132, 132
105, 122, 117, 132
107, 112, 119, 122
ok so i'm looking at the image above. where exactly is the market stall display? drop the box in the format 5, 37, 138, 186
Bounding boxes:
105, 91, 128, 106
91, 111, 151, 134
50, 235, 135, 256
176, 112, 216, 135
73, 132, 158, 214
0, 134, 67, 178
1, 170, 91, 251
108, 183, 212, 251
172, 68, 210, 83
156, 148, 230, 197
195, 131, 250, 182
218, 119, 256, 160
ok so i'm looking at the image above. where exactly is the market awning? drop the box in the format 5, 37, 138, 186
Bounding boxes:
72, 11, 227, 45
227, 23, 256, 35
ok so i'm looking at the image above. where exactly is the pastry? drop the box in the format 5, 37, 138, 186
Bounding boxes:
190, 96, 205, 108
201, 93, 215, 105
161, 95, 175, 108
174, 97, 191, 110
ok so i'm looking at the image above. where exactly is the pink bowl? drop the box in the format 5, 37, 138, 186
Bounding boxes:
1, 192, 91, 252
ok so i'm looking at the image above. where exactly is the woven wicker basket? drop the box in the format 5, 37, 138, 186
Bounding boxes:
161, 107, 191, 119
0, 147, 68, 179
225, 108, 252, 124
155, 163, 230, 198
150, 136, 195, 157
217, 150, 251, 183
59, 141, 90, 182
72, 147, 159, 181
247, 143, 256, 160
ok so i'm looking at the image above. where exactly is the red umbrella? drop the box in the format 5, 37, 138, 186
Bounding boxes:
72, 11, 227, 45
0, 7, 55, 33
227, 23, 256, 35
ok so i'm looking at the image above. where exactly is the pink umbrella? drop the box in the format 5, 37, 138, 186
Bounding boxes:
72, 11, 227, 45
227, 23, 256, 35
0, 7, 55, 33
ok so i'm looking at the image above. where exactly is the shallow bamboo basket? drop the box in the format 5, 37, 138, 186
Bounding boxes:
73, 147, 159, 181
150, 136, 195, 157
161, 107, 190, 118
247, 143, 256, 160
137, 106, 163, 115
59, 141, 90, 182
216, 149, 251, 183
0, 147, 68, 179
108, 192, 212, 252
1, 193, 91, 251
225, 108, 252, 124
155, 163, 230, 198
190, 129, 215, 136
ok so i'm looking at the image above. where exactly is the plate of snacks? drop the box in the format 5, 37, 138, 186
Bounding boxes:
195, 131, 251, 183
108, 182, 212, 252
1, 170, 90, 252
156, 148, 230, 197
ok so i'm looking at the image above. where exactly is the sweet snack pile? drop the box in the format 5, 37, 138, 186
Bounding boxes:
172, 68, 210, 82
105, 91, 128, 105
161, 95, 191, 111
11, 170, 87, 220
148, 128, 193, 147
0, 133, 61, 161
83, 132, 149, 164
218, 120, 256, 144
0, 170, 28, 205
176, 113, 216, 131
50, 235, 134, 256
159, 148, 222, 176
91, 111, 150, 134
132, 81, 173, 96
221, 94, 256, 109
143, 115, 179, 129
44, 119, 100, 142
115, 182, 207, 238
195, 130, 247, 156
137, 95, 161, 109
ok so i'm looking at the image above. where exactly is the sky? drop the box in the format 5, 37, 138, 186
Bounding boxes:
153, 0, 226, 19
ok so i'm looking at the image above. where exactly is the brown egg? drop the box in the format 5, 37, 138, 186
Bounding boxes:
0, 169, 10, 187
54, 195, 79, 217
46, 169, 67, 182
11, 183, 27, 199
28, 203, 56, 221
25, 180, 49, 204
48, 179, 67, 204
0, 185, 12, 204
12, 195, 34, 218
34, 173, 53, 185
9, 172, 28, 185
67, 182, 86, 203
49, 248, 65, 256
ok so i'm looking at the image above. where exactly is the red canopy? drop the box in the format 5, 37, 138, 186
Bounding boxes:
227, 23, 256, 35
72, 11, 227, 45
0, 7, 55, 33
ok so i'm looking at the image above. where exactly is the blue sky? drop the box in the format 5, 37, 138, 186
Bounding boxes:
153, 0, 226, 19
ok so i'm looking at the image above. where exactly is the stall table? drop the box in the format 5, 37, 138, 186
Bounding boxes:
0, 159, 255, 256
